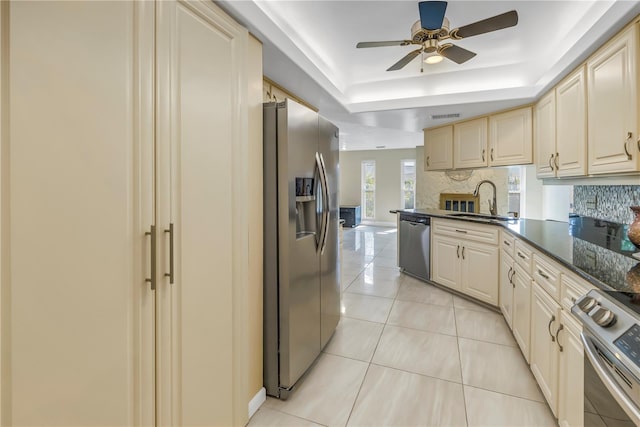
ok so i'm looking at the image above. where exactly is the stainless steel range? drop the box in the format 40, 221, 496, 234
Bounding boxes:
572, 290, 640, 425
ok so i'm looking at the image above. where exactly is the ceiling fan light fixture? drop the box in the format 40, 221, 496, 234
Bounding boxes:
424, 54, 443, 64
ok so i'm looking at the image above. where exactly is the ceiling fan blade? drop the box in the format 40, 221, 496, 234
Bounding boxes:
387, 48, 422, 71
419, 1, 448, 31
356, 40, 412, 48
453, 10, 518, 39
439, 44, 476, 64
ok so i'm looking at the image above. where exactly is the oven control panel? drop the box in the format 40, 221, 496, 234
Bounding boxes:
615, 324, 640, 369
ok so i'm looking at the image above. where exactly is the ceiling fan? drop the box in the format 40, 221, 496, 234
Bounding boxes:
356, 1, 518, 71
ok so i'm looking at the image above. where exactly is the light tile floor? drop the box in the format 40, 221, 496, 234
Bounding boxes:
249, 226, 556, 427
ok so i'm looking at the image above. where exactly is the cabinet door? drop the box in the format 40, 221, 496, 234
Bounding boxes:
530, 283, 560, 416
2, 2, 155, 425
453, 118, 488, 169
556, 66, 587, 177
424, 125, 453, 170
489, 107, 533, 166
156, 1, 248, 425
461, 241, 499, 305
588, 24, 640, 174
431, 235, 461, 290
535, 91, 556, 178
558, 312, 584, 427
499, 251, 514, 327
512, 264, 532, 363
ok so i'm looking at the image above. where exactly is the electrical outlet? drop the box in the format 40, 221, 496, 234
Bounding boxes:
586, 195, 598, 210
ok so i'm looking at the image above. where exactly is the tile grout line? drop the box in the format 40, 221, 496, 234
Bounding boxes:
453, 297, 472, 427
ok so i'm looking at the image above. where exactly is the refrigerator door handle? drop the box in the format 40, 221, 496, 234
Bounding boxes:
319, 153, 330, 255
315, 152, 326, 250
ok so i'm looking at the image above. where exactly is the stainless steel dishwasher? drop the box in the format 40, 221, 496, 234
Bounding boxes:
398, 213, 430, 281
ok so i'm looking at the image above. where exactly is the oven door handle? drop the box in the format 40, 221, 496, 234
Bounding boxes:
581, 332, 640, 426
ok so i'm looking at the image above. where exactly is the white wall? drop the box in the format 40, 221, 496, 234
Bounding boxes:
339, 148, 417, 225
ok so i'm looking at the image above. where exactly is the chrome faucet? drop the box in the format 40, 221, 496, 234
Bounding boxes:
473, 180, 498, 216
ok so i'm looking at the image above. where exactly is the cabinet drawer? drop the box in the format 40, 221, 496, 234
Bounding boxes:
561, 273, 595, 312
514, 240, 533, 274
432, 218, 499, 245
501, 231, 515, 257
533, 254, 562, 302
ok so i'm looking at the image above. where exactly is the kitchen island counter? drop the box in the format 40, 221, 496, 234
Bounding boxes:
397, 209, 639, 293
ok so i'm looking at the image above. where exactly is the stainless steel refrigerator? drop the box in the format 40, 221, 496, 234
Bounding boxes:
263, 98, 340, 399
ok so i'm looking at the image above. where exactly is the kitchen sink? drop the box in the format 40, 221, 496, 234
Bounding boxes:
448, 212, 518, 221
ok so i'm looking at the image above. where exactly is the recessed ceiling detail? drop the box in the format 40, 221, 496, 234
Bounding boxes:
219, 1, 640, 150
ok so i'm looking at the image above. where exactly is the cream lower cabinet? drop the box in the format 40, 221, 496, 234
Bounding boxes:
500, 248, 532, 362
431, 226, 498, 305
530, 282, 562, 416
558, 311, 584, 427
499, 249, 515, 326
511, 264, 532, 363
0, 1, 259, 426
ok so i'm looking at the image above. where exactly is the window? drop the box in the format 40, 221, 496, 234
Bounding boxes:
401, 159, 416, 209
361, 160, 375, 219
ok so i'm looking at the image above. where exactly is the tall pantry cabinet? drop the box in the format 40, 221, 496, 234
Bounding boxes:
0, 1, 262, 426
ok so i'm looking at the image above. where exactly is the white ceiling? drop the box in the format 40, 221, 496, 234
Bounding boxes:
218, 0, 640, 150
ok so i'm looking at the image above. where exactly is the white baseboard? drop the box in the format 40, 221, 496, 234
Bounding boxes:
248, 387, 266, 419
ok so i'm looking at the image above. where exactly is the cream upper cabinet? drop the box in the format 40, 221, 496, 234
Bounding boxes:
556, 66, 587, 177
424, 125, 453, 170
588, 23, 640, 174
535, 91, 556, 178
453, 118, 488, 169
489, 107, 533, 166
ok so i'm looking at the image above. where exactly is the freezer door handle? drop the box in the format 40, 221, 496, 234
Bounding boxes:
319, 152, 330, 255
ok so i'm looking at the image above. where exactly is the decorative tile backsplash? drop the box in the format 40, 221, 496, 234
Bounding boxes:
574, 185, 640, 224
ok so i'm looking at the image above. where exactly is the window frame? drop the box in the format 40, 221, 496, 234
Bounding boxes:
400, 158, 416, 210
361, 160, 376, 220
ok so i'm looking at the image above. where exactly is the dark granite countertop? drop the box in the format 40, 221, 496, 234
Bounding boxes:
396, 209, 640, 292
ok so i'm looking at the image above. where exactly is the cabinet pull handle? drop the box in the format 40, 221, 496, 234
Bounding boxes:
508, 266, 513, 284
457, 245, 460, 258
554, 152, 559, 170
624, 132, 632, 160
145, 225, 156, 291
164, 223, 174, 284
548, 315, 556, 341
462, 246, 465, 260
503, 240, 511, 246
548, 154, 555, 171
455, 229, 468, 234
555, 324, 564, 352
637, 136, 640, 153
538, 269, 550, 280
517, 252, 526, 260
426, 156, 430, 167
490, 148, 494, 161
510, 269, 516, 287
482, 149, 485, 162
